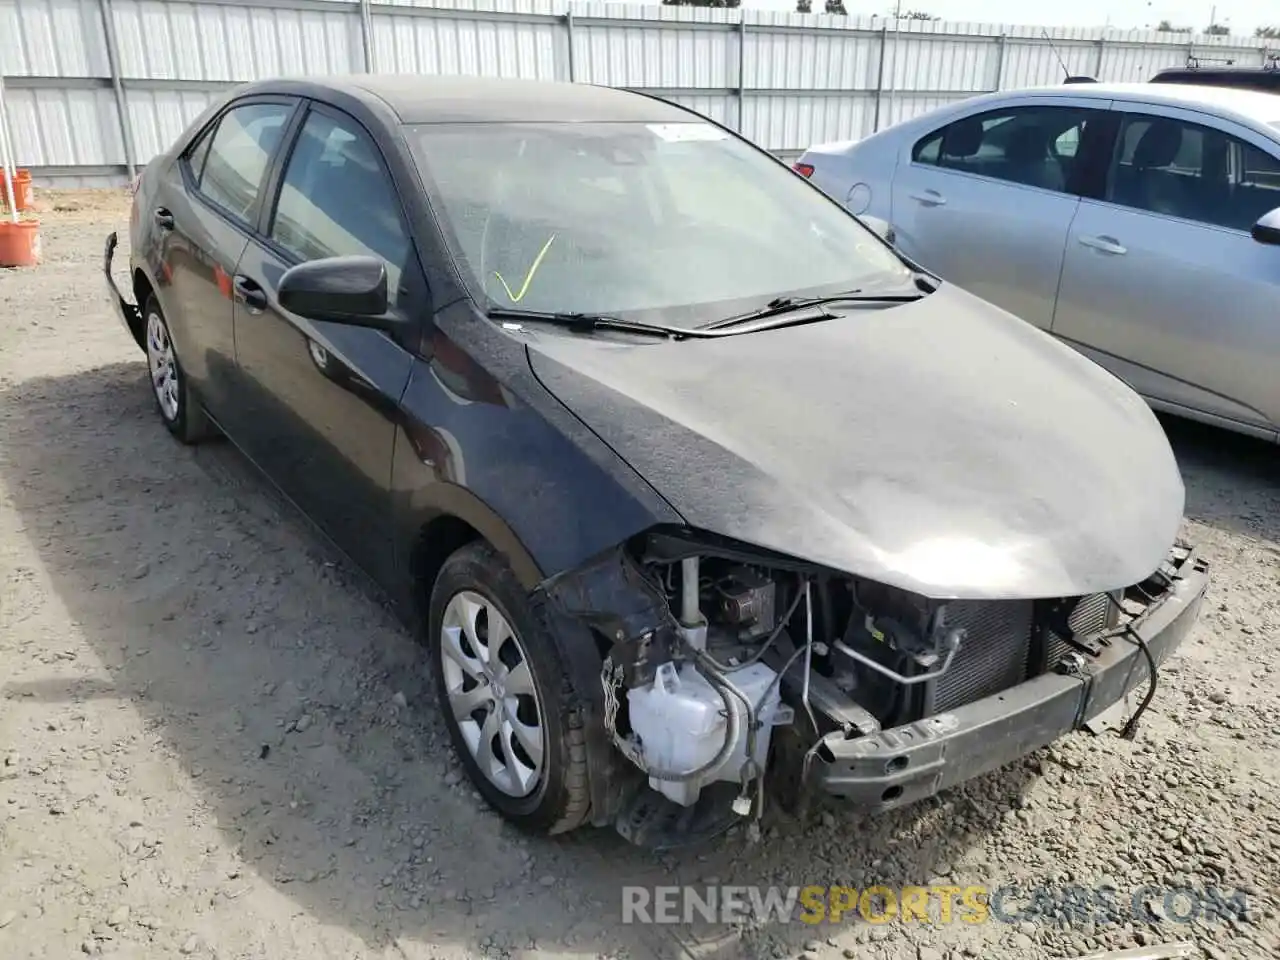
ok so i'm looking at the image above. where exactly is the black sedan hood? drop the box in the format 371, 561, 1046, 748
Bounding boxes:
525, 285, 1185, 600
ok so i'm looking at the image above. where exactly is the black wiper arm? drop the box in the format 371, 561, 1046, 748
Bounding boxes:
489, 290, 927, 342
488, 307, 712, 340
701, 290, 925, 331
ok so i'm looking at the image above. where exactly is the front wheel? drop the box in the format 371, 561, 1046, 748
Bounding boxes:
428, 541, 590, 834
143, 295, 215, 445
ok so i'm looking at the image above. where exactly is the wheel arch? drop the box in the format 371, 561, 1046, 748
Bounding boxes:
404, 485, 545, 623
405, 490, 650, 832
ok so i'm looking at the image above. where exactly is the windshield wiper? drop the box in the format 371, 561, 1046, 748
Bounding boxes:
701, 289, 926, 331
488, 307, 712, 340
488, 287, 929, 342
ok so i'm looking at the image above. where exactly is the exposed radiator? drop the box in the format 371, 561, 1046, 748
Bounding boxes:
931, 593, 1116, 713
932, 600, 1035, 712
1043, 592, 1117, 670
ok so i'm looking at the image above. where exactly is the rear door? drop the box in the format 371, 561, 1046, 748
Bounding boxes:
1051, 103, 1280, 435
156, 98, 299, 419
890, 98, 1108, 329
230, 101, 425, 587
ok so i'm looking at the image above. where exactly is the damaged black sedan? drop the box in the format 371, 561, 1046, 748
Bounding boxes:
105, 74, 1209, 847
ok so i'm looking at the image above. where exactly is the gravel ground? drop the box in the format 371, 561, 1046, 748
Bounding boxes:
1, 191, 1278, 960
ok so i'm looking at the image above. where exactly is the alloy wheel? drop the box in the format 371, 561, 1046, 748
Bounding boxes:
145, 310, 180, 422
439, 590, 546, 797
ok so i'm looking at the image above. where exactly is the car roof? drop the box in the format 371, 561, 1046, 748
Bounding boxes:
250, 74, 694, 125
1013, 81, 1280, 128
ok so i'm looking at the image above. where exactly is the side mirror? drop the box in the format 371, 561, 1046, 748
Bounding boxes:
278, 255, 392, 327
857, 214, 896, 246
1251, 206, 1280, 246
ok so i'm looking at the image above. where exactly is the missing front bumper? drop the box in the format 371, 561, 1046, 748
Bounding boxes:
811, 548, 1209, 811
104, 231, 142, 345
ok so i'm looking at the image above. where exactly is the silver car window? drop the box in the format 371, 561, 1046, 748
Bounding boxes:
1104, 114, 1280, 232
911, 106, 1095, 196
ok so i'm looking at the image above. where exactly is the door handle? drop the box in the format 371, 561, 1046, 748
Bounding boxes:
154, 207, 174, 230
233, 274, 268, 312
1078, 234, 1127, 255
909, 190, 946, 206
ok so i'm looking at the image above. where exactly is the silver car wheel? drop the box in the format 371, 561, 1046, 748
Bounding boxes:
440, 590, 545, 798
145, 310, 180, 422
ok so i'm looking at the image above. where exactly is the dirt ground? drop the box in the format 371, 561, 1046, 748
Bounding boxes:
1, 191, 1278, 960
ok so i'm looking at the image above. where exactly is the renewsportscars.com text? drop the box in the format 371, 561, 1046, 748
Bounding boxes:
621, 884, 1250, 926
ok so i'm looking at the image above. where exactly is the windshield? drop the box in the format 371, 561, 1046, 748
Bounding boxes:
410, 120, 911, 326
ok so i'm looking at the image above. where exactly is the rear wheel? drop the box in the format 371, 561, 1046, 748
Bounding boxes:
143, 295, 215, 444
428, 541, 589, 834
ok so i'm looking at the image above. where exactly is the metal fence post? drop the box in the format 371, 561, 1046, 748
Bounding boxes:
737, 14, 746, 133
872, 23, 888, 133
98, 0, 136, 180
359, 0, 376, 72
1094, 36, 1105, 79
992, 32, 1006, 91
884, 18, 901, 131
566, 10, 576, 82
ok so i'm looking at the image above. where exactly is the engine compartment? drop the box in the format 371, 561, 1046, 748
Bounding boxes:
535, 528, 1188, 845
626, 532, 1118, 730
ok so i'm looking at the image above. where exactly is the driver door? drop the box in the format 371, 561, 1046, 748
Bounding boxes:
231, 102, 428, 586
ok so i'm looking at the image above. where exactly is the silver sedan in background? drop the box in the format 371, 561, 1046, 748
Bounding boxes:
795, 83, 1280, 443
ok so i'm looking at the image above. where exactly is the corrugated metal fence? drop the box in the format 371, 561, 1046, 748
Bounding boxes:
1, 0, 1276, 185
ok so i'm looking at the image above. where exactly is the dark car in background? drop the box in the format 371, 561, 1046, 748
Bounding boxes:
1151, 60, 1280, 94
104, 74, 1208, 847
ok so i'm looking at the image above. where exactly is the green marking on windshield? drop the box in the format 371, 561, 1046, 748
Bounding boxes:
494, 234, 557, 303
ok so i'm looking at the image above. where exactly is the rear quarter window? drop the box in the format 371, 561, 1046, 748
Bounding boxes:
913, 131, 942, 164
185, 127, 215, 182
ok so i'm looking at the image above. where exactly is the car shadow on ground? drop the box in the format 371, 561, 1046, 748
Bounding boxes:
1160, 415, 1280, 546
1, 361, 1109, 960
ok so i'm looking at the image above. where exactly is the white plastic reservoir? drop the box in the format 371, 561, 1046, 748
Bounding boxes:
627, 660, 783, 807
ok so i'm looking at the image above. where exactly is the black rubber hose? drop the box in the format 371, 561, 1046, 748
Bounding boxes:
1120, 629, 1159, 741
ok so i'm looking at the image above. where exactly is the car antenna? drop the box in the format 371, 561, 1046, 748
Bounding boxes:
1043, 29, 1097, 83
1044, 29, 1070, 79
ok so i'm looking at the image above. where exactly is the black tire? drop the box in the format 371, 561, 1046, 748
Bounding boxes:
428, 541, 590, 835
142, 294, 216, 445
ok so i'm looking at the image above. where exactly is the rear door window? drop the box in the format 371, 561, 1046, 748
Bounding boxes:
912, 105, 1097, 195
196, 102, 294, 226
